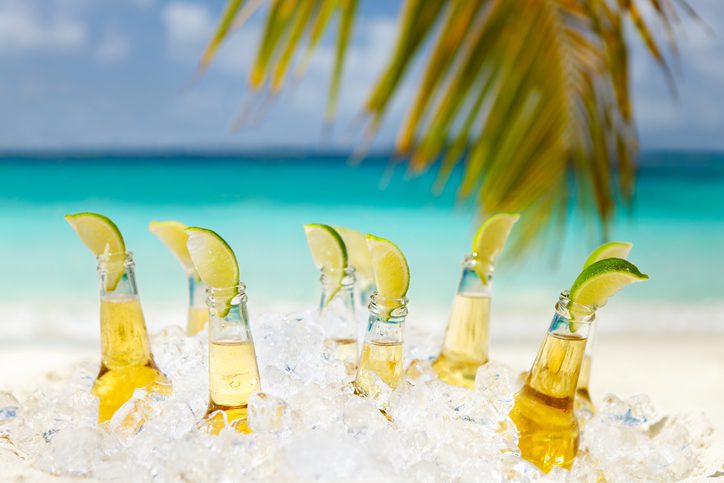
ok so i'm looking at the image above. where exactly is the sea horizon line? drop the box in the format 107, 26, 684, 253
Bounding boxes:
0, 147, 722, 172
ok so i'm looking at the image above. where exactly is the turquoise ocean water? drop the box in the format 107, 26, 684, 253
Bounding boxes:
0, 151, 722, 340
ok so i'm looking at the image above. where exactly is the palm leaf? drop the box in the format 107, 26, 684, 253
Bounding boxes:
201, 0, 691, 254
201, 0, 357, 121
295, 0, 337, 77
199, 0, 247, 73
272, 0, 316, 91
326, 0, 358, 120
362, 0, 687, 252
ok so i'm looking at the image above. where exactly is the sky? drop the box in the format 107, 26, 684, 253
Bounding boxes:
0, 0, 722, 151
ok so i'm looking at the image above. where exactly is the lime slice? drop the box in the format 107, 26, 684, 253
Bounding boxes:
582, 241, 633, 269
65, 212, 126, 290
149, 220, 198, 278
334, 225, 373, 283
471, 213, 520, 282
570, 258, 648, 308
304, 224, 348, 305
185, 227, 239, 317
366, 234, 410, 302
185, 228, 239, 289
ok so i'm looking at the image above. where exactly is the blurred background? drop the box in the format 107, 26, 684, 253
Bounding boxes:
0, 0, 722, 425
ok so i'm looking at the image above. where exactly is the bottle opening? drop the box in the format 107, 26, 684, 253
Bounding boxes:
466, 252, 495, 280
320, 266, 356, 287
206, 283, 247, 307
369, 292, 408, 320
555, 291, 596, 324
97, 250, 134, 267
466, 252, 495, 268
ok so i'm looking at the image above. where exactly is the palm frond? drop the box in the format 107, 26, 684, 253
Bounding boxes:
327, 0, 358, 120
362, 0, 687, 253
201, 0, 691, 254
200, 0, 357, 121
199, 0, 247, 73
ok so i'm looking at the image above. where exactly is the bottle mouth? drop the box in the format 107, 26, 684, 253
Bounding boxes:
369, 291, 409, 319
320, 266, 356, 287
556, 290, 596, 321
205, 283, 247, 305
466, 253, 495, 274
97, 250, 134, 267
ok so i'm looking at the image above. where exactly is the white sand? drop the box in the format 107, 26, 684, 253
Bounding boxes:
1, 335, 723, 480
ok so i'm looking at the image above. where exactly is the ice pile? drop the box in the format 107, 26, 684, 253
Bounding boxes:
0, 311, 718, 482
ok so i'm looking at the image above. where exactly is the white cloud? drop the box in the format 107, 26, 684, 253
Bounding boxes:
162, 2, 213, 51
162, 1, 258, 74
154, 1, 724, 149
0, 2, 86, 54
95, 28, 131, 63
160, 6, 406, 144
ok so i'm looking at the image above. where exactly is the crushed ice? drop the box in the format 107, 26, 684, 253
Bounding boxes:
0, 311, 717, 481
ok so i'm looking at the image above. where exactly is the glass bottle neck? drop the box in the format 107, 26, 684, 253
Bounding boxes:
97, 251, 139, 298
551, 291, 596, 332
459, 253, 493, 295
96, 252, 152, 369
365, 293, 408, 343
206, 284, 253, 343
205, 284, 261, 412
583, 320, 597, 357
319, 267, 357, 339
319, 266, 356, 306
525, 292, 595, 402
189, 275, 207, 309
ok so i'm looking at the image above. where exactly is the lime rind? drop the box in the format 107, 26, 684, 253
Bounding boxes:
65, 212, 126, 291
333, 225, 373, 283
570, 258, 648, 309
304, 224, 348, 305
65, 212, 125, 255
185, 227, 240, 317
471, 213, 520, 284
582, 241, 633, 269
366, 234, 410, 301
149, 220, 199, 279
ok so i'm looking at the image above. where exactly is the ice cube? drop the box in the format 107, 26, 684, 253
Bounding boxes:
42, 427, 102, 476
91, 458, 152, 483
342, 395, 388, 438
284, 429, 392, 480
4, 311, 717, 481
475, 361, 515, 414
0, 391, 19, 422
353, 370, 392, 408
404, 358, 437, 382
388, 379, 428, 428
249, 392, 290, 433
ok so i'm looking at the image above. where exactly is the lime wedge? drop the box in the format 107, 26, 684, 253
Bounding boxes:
185, 228, 239, 288
185, 227, 239, 317
65, 212, 126, 290
366, 234, 410, 302
149, 220, 198, 278
304, 224, 348, 305
570, 258, 648, 308
582, 241, 633, 269
471, 213, 520, 282
334, 225, 373, 283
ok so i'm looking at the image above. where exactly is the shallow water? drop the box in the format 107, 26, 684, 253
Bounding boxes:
0, 151, 722, 341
